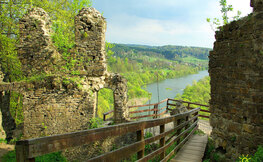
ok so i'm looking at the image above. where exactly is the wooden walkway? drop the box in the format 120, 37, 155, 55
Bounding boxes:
171, 134, 208, 162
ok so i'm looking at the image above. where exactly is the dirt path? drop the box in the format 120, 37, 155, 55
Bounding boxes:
0, 143, 15, 160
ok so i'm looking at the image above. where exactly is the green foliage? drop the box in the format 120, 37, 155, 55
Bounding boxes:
0, 0, 92, 82
0, 138, 7, 144
1, 150, 67, 162
33, 0, 92, 50
175, 76, 210, 119
175, 76, 210, 105
89, 117, 103, 129
0, 34, 24, 82
97, 88, 114, 119
144, 132, 153, 139
207, 0, 241, 31
250, 146, 263, 162
112, 44, 210, 61
10, 92, 24, 126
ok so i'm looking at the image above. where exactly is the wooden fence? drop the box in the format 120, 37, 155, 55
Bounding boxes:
16, 108, 200, 162
103, 98, 210, 121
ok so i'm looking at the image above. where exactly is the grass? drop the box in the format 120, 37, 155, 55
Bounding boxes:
1, 150, 68, 162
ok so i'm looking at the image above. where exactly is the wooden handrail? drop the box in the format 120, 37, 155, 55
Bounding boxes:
16, 108, 200, 162
167, 98, 210, 119
167, 99, 209, 107
103, 98, 210, 121
128, 98, 168, 108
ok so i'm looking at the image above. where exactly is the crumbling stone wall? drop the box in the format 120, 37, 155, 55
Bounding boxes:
0, 7, 129, 141
209, 0, 263, 160
18, 8, 61, 77
75, 8, 107, 76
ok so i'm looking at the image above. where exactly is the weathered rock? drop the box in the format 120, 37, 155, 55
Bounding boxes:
209, 1, 263, 160
18, 7, 61, 77
170, 101, 188, 115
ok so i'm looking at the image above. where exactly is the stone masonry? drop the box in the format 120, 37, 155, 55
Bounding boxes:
0, 7, 129, 141
209, 0, 263, 160
18, 8, 61, 77
75, 8, 107, 77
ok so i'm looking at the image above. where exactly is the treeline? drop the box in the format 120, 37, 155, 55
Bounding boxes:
112, 44, 211, 61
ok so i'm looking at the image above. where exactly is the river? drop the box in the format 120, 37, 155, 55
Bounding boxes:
145, 70, 209, 104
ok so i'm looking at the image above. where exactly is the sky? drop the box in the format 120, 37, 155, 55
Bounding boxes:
92, 0, 253, 48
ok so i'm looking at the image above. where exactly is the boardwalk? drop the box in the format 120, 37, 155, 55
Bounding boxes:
171, 134, 208, 162
198, 119, 212, 135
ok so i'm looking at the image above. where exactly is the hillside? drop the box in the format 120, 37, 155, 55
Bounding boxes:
111, 43, 211, 65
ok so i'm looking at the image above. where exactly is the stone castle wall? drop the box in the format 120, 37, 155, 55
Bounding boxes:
209, 0, 263, 160
18, 8, 61, 77
0, 7, 129, 141
75, 8, 107, 76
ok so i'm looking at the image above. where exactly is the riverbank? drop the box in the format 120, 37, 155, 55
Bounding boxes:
145, 70, 209, 104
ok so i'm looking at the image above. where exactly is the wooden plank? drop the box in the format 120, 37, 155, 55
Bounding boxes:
130, 108, 158, 114
137, 129, 145, 159
159, 124, 165, 160
160, 127, 198, 162
16, 108, 200, 158
128, 98, 168, 108
130, 113, 156, 119
168, 99, 209, 107
89, 117, 198, 162
172, 134, 208, 162
200, 109, 210, 113
88, 119, 198, 162
137, 123, 198, 162
199, 115, 210, 118
130, 106, 166, 114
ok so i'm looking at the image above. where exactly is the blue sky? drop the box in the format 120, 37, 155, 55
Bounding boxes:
93, 0, 252, 48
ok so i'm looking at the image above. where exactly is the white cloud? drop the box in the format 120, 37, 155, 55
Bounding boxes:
106, 14, 215, 47
100, 0, 253, 48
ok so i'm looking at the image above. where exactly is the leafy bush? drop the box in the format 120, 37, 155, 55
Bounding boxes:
251, 146, 263, 162
89, 117, 103, 129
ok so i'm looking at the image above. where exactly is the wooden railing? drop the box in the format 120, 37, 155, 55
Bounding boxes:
16, 108, 200, 162
128, 98, 168, 120
167, 99, 210, 119
103, 110, 114, 121
103, 98, 210, 121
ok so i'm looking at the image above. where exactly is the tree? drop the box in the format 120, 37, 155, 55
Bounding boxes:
207, 0, 241, 31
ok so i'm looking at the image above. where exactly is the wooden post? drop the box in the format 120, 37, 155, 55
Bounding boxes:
159, 124, 165, 159
16, 143, 35, 162
184, 115, 190, 139
103, 114, 106, 121
137, 129, 144, 159
166, 99, 169, 111
154, 104, 158, 119
176, 118, 182, 152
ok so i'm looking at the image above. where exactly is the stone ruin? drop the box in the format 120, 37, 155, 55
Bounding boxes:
0, 7, 129, 142
209, 0, 263, 160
